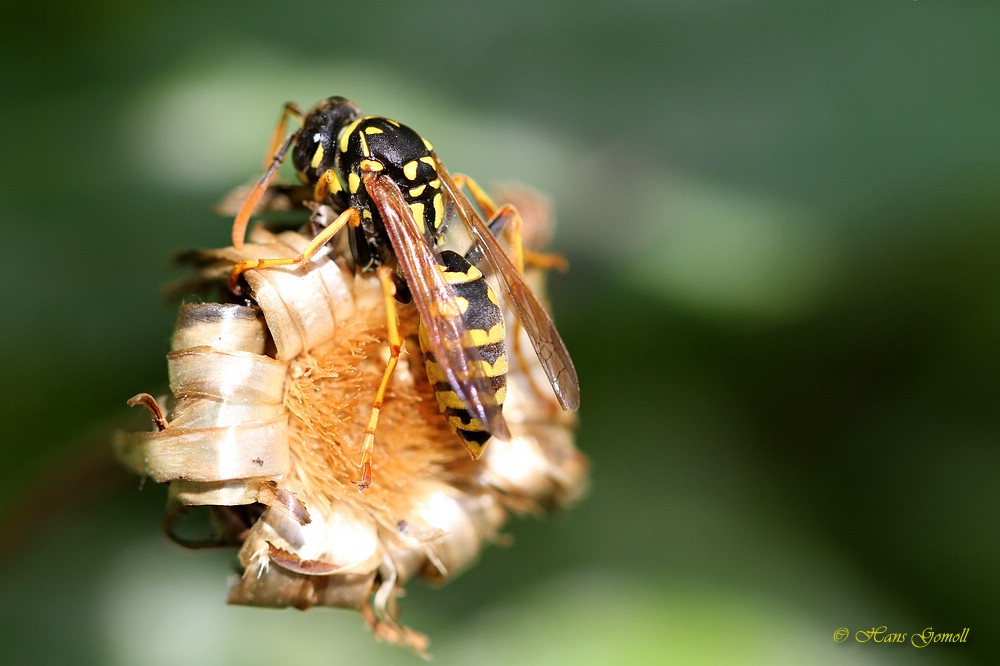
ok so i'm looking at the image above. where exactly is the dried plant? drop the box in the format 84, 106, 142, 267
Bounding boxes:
117, 193, 586, 655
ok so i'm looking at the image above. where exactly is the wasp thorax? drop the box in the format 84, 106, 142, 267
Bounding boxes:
292, 96, 362, 184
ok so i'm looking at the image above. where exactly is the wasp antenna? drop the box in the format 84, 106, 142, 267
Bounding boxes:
231, 130, 299, 249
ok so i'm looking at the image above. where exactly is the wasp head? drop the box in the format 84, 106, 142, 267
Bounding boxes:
293, 96, 362, 184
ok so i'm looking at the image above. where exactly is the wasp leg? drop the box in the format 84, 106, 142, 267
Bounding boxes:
452, 174, 569, 272
357, 266, 404, 491
452, 174, 524, 274
311, 167, 343, 204
228, 206, 360, 292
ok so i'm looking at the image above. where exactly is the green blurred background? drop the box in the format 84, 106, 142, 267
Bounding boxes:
1, 1, 997, 664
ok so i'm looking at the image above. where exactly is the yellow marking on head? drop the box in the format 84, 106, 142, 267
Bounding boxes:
385, 119, 400, 127
403, 160, 419, 181
419, 156, 436, 169
362, 209, 372, 219
348, 172, 361, 194
408, 184, 426, 197
310, 144, 325, 169
461, 322, 505, 347
339, 118, 363, 152
408, 202, 425, 233
360, 159, 383, 172
364, 126, 384, 135
428, 178, 441, 189
422, 137, 434, 151
432, 193, 444, 228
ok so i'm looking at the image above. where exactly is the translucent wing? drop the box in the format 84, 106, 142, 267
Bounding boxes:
364, 173, 511, 440
436, 163, 580, 411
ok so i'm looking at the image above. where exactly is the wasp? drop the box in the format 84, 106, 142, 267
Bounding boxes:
228, 97, 579, 489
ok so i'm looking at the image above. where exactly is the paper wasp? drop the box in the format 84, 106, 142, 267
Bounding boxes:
229, 96, 579, 489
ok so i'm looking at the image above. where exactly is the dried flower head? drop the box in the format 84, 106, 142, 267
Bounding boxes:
116, 191, 586, 655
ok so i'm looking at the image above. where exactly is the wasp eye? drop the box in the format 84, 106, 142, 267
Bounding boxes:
291, 127, 328, 182
292, 98, 362, 183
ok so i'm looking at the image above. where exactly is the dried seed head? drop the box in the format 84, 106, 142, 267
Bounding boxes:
118, 194, 586, 654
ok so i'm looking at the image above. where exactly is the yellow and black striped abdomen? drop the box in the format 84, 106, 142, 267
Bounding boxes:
419, 250, 507, 458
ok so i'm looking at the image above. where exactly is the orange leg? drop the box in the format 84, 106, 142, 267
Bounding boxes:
312, 168, 342, 204
452, 174, 568, 271
229, 205, 360, 291
231, 102, 304, 249
524, 249, 569, 272
452, 174, 523, 271
357, 266, 404, 491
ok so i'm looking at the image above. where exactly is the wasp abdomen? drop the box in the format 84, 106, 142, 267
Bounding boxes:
419, 250, 507, 457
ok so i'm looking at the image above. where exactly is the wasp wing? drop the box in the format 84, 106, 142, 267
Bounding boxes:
364, 173, 511, 441
436, 163, 580, 412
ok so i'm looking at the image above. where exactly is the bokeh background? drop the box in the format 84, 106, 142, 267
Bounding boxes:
1, 1, 997, 664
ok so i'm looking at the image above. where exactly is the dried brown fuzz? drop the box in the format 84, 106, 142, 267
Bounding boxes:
116, 220, 586, 654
